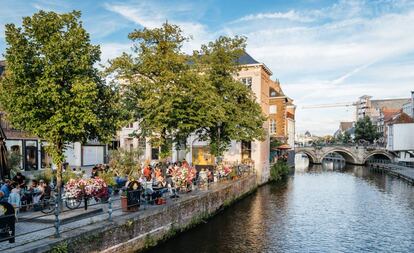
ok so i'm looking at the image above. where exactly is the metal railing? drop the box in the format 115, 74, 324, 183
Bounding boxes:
0, 167, 255, 250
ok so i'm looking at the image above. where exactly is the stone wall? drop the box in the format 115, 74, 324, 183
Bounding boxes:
23, 175, 257, 253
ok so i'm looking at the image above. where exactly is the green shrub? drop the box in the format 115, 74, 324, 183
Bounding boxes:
270, 160, 290, 181
34, 167, 54, 184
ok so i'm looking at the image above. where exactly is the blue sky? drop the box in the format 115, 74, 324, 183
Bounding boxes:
1, 0, 414, 135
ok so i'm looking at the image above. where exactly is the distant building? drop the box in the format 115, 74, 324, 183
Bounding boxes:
268, 79, 296, 148
355, 95, 411, 123
402, 91, 414, 118
295, 131, 317, 147
333, 122, 355, 139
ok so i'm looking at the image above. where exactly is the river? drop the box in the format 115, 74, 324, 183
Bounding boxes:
147, 157, 414, 253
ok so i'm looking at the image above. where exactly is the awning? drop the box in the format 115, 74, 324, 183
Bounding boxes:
277, 144, 291, 150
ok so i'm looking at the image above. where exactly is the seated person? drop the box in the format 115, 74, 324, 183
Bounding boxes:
0, 179, 11, 202
12, 172, 26, 188
32, 180, 46, 204
8, 182, 21, 218
166, 175, 178, 198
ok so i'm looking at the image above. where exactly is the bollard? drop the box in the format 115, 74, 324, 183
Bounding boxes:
108, 197, 113, 222
54, 195, 60, 238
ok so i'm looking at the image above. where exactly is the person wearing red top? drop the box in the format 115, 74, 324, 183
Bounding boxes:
143, 165, 152, 180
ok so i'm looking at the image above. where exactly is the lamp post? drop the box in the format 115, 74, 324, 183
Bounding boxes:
216, 122, 222, 164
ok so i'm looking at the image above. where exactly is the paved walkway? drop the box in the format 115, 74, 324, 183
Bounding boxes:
0, 180, 228, 252
370, 163, 414, 184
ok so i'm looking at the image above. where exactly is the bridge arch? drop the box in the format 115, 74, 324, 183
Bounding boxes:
321, 148, 358, 164
295, 149, 318, 164
363, 151, 394, 164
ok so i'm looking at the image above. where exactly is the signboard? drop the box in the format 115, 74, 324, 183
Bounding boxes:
0, 202, 15, 243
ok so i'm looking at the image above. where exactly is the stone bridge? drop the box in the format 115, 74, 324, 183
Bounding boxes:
295, 145, 395, 165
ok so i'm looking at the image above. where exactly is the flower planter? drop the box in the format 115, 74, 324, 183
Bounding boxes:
121, 195, 129, 212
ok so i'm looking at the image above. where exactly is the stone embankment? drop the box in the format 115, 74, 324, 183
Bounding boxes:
368, 162, 414, 184
12, 175, 257, 253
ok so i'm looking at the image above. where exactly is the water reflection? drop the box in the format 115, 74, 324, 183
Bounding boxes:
146, 157, 414, 253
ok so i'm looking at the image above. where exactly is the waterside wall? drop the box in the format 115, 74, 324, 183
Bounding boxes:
16, 175, 258, 253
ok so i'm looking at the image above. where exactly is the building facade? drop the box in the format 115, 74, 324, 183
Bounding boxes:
117, 53, 295, 184
268, 79, 296, 148
387, 123, 414, 163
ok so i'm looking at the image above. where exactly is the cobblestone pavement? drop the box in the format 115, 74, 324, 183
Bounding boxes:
0, 181, 228, 252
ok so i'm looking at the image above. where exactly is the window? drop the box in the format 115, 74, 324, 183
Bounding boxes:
41, 142, 52, 168
125, 122, 134, 128
241, 141, 252, 160
269, 105, 277, 114
240, 77, 252, 88
138, 138, 146, 149
151, 147, 159, 160
5, 140, 23, 169
269, 120, 276, 134
25, 140, 38, 171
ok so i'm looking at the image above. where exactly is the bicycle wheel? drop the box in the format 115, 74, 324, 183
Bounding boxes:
40, 196, 56, 214
65, 197, 82, 210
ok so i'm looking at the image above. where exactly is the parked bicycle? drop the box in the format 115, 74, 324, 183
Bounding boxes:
39, 190, 109, 214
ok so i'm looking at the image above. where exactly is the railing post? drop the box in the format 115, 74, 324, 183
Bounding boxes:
54, 194, 60, 238
108, 197, 113, 222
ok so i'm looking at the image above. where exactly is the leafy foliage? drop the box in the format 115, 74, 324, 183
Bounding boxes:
108, 23, 266, 158
108, 149, 142, 180
195, 36, 266, 157
107, 23, 218, 154
270, 160, 290, 181
0, 11, 124, 192
354, 116, 379, 143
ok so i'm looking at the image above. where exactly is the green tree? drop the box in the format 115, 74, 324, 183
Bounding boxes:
354, 116, 379, 143
336, 132, 344, 143
343, 131, 352, 143
107, 23, 219, 156
195, 36, 266, 157
0, 11, 123, 196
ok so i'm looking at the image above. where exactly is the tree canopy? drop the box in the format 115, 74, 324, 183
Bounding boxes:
195, 36, 266, 156
0, 10, 123, 192
108, 23, 266, 158
354, 116, 379, 143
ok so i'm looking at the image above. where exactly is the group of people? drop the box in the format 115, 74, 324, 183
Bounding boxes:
0, 173, 52, 216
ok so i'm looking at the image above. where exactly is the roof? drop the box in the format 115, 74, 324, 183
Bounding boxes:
236, 52, 260, 65
339, 122, 353, 132
381, 108, 401, 122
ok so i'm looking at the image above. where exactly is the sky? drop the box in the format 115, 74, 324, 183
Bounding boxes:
1, 0, 414, 136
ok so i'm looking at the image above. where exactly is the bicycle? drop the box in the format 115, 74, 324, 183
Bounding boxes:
39, 192, 82, 214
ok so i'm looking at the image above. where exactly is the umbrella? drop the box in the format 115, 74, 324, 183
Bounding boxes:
0, 113, 9, 180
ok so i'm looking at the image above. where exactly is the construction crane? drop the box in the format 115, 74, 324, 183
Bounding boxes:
302, 102, 356, 109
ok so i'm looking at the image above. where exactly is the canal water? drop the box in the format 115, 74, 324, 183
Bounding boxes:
147, 157, 414, 253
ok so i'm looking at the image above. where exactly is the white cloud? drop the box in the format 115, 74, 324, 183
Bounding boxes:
100, 42, 132, 65
222, 1, 414, 135
103, 1, 214, 53
232, 10, 314, 23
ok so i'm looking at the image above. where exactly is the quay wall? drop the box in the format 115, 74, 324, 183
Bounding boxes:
18, 175, 258, 253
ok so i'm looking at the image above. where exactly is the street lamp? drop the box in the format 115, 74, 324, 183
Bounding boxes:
216, 121, 222, 165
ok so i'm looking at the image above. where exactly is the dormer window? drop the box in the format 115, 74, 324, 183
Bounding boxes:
269, 88, 277, 97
